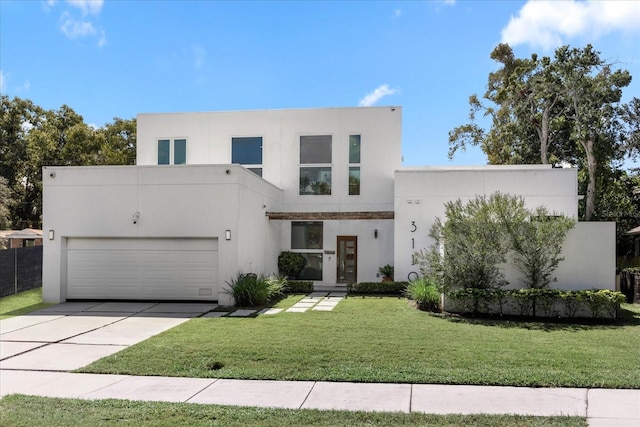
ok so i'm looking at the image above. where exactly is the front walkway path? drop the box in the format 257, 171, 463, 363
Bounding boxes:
1, 370, 638, 426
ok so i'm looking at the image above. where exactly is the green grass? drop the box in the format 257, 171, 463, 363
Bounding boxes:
0, 288, 53, 320
0, 395, 587, 427
81, 296, 640, 388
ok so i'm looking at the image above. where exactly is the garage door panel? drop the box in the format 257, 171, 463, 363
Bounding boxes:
66, 238, 218, 301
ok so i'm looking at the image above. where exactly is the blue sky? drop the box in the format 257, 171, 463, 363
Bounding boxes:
1, 0, 639, 167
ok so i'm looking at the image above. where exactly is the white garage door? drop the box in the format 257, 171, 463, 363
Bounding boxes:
66, 238, 218, 301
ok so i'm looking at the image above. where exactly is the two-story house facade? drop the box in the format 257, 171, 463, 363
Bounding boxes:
43, 107, 402, 305
42, 106, 615, 306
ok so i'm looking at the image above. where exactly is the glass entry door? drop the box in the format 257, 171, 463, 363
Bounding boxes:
337, 236, 357, 283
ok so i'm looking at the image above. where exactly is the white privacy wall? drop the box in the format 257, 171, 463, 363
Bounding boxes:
393, 165, 614, 290
42, 165, 282, 305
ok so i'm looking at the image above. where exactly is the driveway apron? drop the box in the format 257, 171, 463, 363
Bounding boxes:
0, 302, 217, 372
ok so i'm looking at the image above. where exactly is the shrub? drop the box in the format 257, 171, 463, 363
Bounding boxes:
446, 288, 625, 319
405, 277, 441, 312
416, 193, 574, 292
277, 252, 306, 278
285, 280, 314, 293
347, 281, 408, 295
226, 273, 285, 307
378, 264, 394, 279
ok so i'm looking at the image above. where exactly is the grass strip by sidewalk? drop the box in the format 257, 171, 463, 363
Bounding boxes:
0, 395, 587, 427
81, 296, 640, 388
0, 288, 53, 320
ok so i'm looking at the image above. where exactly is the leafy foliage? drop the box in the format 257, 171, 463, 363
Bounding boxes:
284, 280, 314, 294
277, 251, 306, 278
0, 176, 12, 229
448, 44, 634, 222
347, 281, 408, 295
0, 96, 136, 228
421, 193, 517, 292
225, 273, 285, 307
377, 264, 394, 278
503, 206, 576, 289
447, 288, 625, 319
405, 277, 441, 312
419, 193, 575, 292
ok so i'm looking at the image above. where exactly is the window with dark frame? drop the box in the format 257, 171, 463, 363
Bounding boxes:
232, 137, 263, 176
299, 135, 332, 195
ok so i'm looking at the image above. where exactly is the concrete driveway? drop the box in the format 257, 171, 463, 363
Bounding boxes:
0, 301, 217, 372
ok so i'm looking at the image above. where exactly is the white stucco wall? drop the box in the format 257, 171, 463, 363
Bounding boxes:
392, 165, 614, 289
137, 106, 402, 213
42, 164, 282, 305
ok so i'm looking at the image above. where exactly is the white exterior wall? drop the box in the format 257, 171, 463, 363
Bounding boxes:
42, 165, 282, 305
393, 166, 592, 286
136, 107, 401, 285
137, 107, 401, 212
275, 219, 394, 284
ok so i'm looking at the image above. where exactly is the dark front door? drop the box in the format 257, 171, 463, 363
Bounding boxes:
337, 236, 357, 283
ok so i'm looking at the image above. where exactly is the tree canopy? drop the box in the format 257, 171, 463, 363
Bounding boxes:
449, 44, 637, 223
0, 96, 136, 229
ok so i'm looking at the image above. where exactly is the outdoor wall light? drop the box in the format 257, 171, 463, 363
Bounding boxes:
48, 230, 54, 240
225, 230, 231, 240
374, 229, 378, 239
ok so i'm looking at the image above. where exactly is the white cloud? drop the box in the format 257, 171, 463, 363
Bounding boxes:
97, 29, 107, 47
0, 70, 5, 93
502, 0, 640, 50
192, 45, 206, 70
17, 80, 31, 93
359, 84, 398, 107
60, 12, 97, 39
66, 0, 103, 15
394, 9, 402, 17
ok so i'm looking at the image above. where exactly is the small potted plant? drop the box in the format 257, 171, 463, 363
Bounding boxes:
378, 264, 394, 282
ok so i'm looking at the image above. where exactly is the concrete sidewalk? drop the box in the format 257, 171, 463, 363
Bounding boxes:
1, 370, 638, 426
1, 302, 638, 426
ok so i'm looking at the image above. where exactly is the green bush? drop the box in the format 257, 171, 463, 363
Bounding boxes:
378, 264, 394, 279
405, 277, 441, 312
277, 252, 306, 278
446, 288, 626, 319
347, 281, 408, 295
225, 273, 285, 307
285, 280, 314, 293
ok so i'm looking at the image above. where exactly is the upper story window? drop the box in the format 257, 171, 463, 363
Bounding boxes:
349, 135, 361, 195
232, 137, 263, 176
299, 135, 332, 195
157, 138, 186, 165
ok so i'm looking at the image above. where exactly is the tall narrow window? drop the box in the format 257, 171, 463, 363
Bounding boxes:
174, 139, 186, 165
232, 137, 263, 176
299, 135, 332, 195
291, 221, 323, 280
348, 135, 361, 195
158, 139, 170, 165
157, 138, 187, 165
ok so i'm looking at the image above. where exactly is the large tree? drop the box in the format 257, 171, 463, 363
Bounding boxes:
449, 44, 632, 221
0, 96, 136, 229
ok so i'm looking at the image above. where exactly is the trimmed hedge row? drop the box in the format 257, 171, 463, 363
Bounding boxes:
347, 281, 409, 295
446, 288, 626, 319
285, 280, 314, 294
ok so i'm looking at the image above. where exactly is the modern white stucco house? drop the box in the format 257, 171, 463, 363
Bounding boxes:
42, 106, 615, 305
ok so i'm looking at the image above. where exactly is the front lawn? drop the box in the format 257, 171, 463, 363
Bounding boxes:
80, 296, 640, 388
0, 395, 587, 427
0, 288, 53, 320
